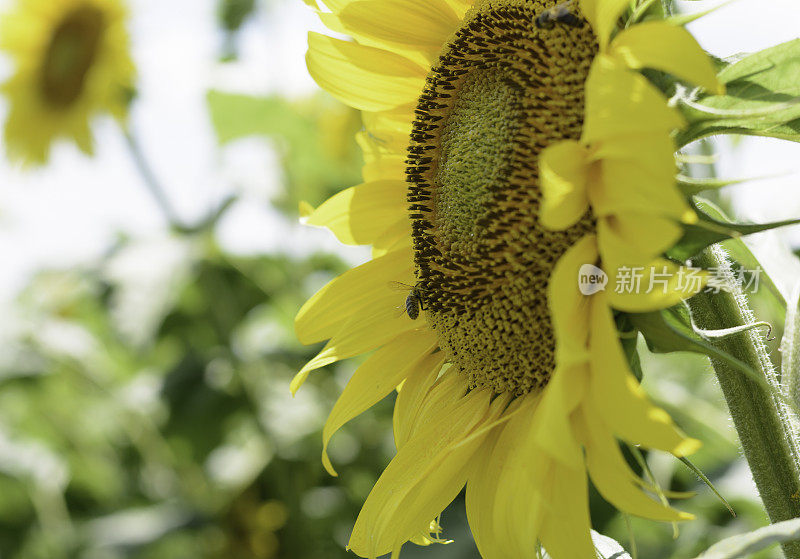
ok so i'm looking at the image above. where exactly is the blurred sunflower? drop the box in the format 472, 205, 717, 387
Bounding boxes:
295, 0, 722, 556
0, 0, 135, 164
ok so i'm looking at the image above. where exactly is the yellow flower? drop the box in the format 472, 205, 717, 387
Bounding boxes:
1, 0, 135, 164
295, 0, 721, 557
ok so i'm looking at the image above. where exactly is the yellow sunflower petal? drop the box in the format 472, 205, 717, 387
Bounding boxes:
371, 219, 412, 258
484, 395, 548, 558
295, 245, 413, 345
465, 397, 539, 559
610, 21, 723, 94
304, 180, 408, 245
362, 106, 415, 152
596, 214, 683, 266
465, 436, 507, 559
291, 304, 420, 394
362, 155, 407, 181
539, 140, 591, 231
548, 234, 597, 365
307, 32, 427, 112
443, 0, 472, 17
538, 462, 596, 559
386, 394, 509, 554
575, 406, 693, 521
1, 0, 135, 165
322, 329, 439, 475
579, 0, 630, 49
603, 256, 707, 312
589, 135, 692, 223
589, 294, 700, 455
348, 385, 493, 557
393, 354, 447, 449
582, 56, 684, 144
533, 363, 588, 467
338, 0, 459, 56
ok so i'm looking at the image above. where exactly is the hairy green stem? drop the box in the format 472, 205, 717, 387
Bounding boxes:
689, 245, 800, 558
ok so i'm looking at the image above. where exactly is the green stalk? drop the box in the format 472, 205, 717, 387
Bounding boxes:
689, 245, 800, 558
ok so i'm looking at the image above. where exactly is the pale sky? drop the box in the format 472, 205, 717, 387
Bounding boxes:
0, 0, 798, 302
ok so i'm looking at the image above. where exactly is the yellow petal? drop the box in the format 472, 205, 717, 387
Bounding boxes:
443, 0, 472, 17
298, 200, 314, 218
320, 0, 356, 11
488, 395, 549, 558
610, 22, 723, 94
539, 140, 591, 231
356, 129, 400, 164
589, 293, 699, 455
403, 366, 468, 442
307, 32, 426, 112
322, 329, 439, 475
603, 256, 707, 312
465, 436, 507, 559
304, 180, 408, 245
291, 300, 420, 395
579, 0, 630, 49
589, 134, 692, 222
548, 234, 597, 366
338, 0, 459, 56
364, 162, 406, 188
532, 363, 588, 467
574, 406, 693, 521
393, 354, 447, 449
386, 394, 509, 553
596, 214, 683, 266
348, 385, 493, 557
582, 56, 684, 144
295, 245, 413, 345
362, 106, 415, 154
538, 462, 595, 559
372, 219, 412, 258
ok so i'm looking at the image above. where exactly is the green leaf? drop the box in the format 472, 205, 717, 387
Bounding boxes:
667, 0, 733, 27
680, 199, 788, 342
667, 199, 800, 261
697, 199, 787, 309
630, 304, 766, 387
676, 174, 783, 197
677, 38, 800, 145
617, 314, 643, 381
218, 0, 256, 32
207, 91, 302, 144
693, 518, 800, 558
678, 456, 736, 517
780, 283, 800, 399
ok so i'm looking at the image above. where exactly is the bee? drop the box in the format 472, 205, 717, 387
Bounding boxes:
388, 281, 426, 320
534, 0, 583, 29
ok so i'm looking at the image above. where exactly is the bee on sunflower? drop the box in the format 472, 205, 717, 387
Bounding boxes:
0, 0, 135, 165
294, 0, 800, 556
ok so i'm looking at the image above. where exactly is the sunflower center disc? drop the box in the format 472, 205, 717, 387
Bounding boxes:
40, 6, 106, 108
407, 0, 597, 396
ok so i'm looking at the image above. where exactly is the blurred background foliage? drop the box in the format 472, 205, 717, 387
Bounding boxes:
0, 0, 792, 557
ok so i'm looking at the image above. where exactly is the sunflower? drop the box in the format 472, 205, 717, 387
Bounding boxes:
0, 0, 135, 164
295, 0, 721, 556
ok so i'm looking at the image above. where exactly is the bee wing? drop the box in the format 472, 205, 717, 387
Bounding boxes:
388, 281, 413, 291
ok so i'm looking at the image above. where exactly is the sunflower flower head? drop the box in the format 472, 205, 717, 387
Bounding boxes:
295, 0, 721, 556
1, 0, 135, 164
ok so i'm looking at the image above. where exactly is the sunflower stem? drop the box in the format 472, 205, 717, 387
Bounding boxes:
689, 244, 800, 558
123, 128, 183, 229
